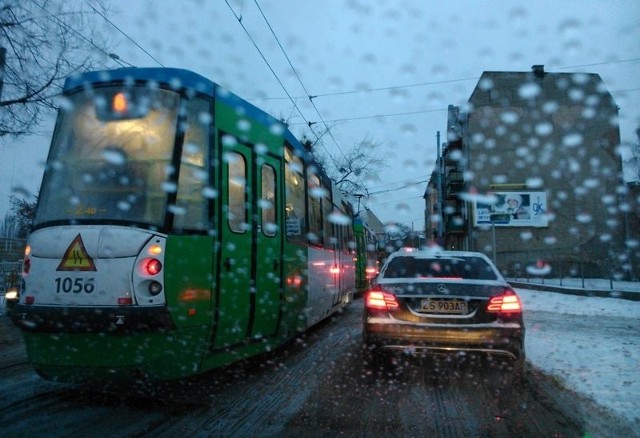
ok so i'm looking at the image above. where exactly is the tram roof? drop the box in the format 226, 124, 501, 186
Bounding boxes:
64, 67, 216, 94
63, 67, 312, 161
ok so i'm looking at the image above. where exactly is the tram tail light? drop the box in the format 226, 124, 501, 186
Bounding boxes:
144, 259, 162, 276
23, 245, 31, 275
365, 267, 378, 278
286, 275, 302, 287
118, 297, 133, 305
330, 265, 340, 274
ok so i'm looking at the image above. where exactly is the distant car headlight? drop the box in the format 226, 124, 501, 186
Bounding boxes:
5, 288, 19, 301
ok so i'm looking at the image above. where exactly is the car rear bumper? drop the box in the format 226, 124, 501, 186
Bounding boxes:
363, 321, 525, 361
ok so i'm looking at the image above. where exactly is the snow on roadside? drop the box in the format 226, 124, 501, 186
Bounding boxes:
516, 288, 640, 427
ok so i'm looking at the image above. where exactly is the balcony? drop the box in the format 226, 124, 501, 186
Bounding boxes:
445, 170, 464, 198
443, 139, 463, 165
445, 214, 466, 234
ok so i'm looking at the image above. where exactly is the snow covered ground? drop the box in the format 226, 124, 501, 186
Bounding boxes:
516, 281, 640, 427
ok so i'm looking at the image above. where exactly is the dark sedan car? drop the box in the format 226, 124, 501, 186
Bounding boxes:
362, 249, 525, 377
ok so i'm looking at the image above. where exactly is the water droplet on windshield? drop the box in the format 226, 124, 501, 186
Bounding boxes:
535, 122, 553, 136
500, 111, 519, 124
526, 177, 544, 188
328, 211, 351, 225
576, 213, 592, 223
161, 182, 177, 193
518, 82, 541, 99
102, 148, 126, 165
237, 119, 251, 131
563, 133, 583, 147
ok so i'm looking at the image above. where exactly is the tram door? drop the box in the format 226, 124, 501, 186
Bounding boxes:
215, 142, 282, 349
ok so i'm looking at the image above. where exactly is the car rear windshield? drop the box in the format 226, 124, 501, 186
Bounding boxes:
382, 256, 498, 280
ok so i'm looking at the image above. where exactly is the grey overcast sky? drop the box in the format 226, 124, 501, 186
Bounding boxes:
1, 0, 639, 226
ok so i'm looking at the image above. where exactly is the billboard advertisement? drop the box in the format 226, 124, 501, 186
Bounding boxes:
473, 191, 548, 227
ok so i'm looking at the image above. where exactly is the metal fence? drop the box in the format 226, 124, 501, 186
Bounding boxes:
0, 261, 22, 294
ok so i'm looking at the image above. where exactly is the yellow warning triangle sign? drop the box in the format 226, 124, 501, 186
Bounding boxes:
57, 234, 97, 271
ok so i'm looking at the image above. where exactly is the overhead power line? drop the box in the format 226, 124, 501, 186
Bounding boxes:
368, 180, 428, 196
251, 0, 347, 160
557, 58, 640, 70
86, 3, 165, 67
288, 86, 640, 126
252, 77, 480, 101
33, 2, 133, 69
252, 56, 640, 102
223, 1, 331, 153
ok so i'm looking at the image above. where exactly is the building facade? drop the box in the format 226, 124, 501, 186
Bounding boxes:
426, 66, 632, 279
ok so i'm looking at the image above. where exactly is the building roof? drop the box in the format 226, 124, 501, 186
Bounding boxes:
469, 66, 616, 109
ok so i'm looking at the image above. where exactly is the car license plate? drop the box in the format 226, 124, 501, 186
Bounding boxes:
420, 299, 468, 314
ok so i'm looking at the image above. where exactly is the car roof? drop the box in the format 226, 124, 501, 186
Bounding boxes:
378, 249, 507, 284
387, 248, 492, 260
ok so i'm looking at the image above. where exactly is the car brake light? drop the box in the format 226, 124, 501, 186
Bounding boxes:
487, 289, 522, 314
365, 288, 399, 311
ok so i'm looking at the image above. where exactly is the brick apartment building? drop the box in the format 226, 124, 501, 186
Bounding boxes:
425, 65, 634, 279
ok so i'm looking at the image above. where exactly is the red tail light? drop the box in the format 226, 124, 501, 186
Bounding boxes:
23, 245, 31, 275
365, 288, 399, 311
365, 267, 378, 279
23, 257, 31, 275
144, 259, 162, 276
118, 297, 133, 306
487, 289, 522, 314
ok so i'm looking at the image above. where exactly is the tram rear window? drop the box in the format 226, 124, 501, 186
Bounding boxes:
95, 88, 152, 121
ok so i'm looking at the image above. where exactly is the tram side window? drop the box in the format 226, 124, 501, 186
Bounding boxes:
342, 201, 355, 254
323, 192, 333, 250
261, 164, 277, 237
174, 97, 211, 231
307, 172, 323, 247
285, 146, 306, 243
228, 152, 247, 233
347, 224, 356, 254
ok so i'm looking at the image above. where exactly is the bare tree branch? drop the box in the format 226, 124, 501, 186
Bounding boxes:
0, 0, 113, 141
307, 135, 387, 201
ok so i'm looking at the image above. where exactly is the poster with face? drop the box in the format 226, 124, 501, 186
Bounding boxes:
474, 192, 548, 227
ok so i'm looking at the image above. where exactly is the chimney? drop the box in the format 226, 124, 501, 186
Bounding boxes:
532, 64, 545, 78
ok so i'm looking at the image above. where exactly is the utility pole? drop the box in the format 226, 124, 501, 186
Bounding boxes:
0, 47, 6, 101
436, 131, 443, 243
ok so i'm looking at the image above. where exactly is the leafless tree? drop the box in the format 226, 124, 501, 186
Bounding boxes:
309, 136, 387, 199
0, 0, 112, 140
625, 127, 640, 182
8, 195, 36, 236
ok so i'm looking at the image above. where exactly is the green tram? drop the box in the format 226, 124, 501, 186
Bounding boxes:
11, 67, 377, 382
353, 217, 380, 294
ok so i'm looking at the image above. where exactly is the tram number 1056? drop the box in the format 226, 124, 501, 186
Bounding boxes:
55, 277, 96, 294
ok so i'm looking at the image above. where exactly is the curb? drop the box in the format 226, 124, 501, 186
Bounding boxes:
509, 281, 640, 301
